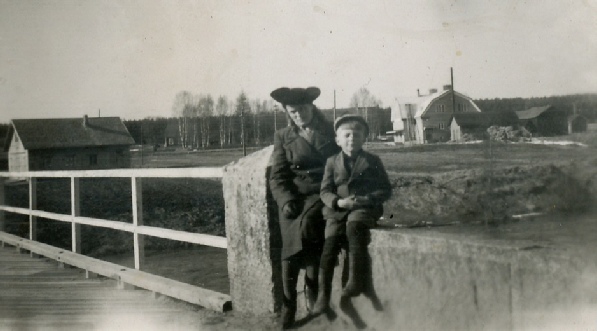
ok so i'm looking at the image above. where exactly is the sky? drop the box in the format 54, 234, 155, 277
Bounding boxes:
1, 0, 596, 122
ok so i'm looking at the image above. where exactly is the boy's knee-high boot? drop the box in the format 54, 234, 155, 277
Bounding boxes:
312, 267, 334, 315
341, 251, 365, 298
281, 260, 299, 329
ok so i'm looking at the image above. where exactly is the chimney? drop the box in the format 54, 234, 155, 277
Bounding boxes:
443, 84, 452, 91
83, 115, 89, 128
429, 88, 438, 94
417, 89, 421, 97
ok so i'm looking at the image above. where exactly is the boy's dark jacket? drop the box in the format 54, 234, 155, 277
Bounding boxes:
320, 150, 392, 221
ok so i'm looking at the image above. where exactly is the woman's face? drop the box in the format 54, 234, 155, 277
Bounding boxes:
285, 104, 314, 127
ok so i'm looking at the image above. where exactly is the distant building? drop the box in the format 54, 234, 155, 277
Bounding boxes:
450, 111, 518, 142
568, 114, 588, 134
515, 105, 567, 136
163, 119, 181, 147
391, 86, 482, 144
4, 116, 135, 172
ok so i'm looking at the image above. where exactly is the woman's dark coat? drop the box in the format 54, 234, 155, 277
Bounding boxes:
269, 120, 340, 260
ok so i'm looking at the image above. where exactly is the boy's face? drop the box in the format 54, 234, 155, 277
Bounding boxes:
335, 124, 366, 155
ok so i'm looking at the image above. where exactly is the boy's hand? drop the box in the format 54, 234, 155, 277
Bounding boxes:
354, 196, 372, 207
337, 196, 358, 210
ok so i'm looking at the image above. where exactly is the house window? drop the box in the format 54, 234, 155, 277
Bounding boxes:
89, 154, 98, 166
65, 155, 75, 167
458, 103, 464, 112
439, 123, 445, 129
43, 156, 52, 168
437, 104, 445, 112
14, 134, 19, 142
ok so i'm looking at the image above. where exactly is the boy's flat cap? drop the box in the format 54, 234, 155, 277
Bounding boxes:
334, 114, 369, 136
270, 87, 321, 105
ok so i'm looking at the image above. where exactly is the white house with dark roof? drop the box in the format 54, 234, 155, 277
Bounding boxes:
4, 116, 135, 172
391, 86, 482, 144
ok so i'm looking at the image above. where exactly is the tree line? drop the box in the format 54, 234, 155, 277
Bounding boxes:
123, 88, 388, 149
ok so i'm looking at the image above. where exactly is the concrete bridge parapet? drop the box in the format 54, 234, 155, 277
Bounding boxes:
223, 146, 597, 330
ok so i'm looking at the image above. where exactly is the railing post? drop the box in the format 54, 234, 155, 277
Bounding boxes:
132, 177, 144, 270
29, 177, 37, 242
0, 178, 5, 232
71, 177, 81, 253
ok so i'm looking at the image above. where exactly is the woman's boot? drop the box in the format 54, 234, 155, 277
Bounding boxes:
281, 260, 299, 329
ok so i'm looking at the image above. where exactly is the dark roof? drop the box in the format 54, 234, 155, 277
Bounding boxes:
9, 117, 134, 150
452, 113, 491, 127
568, 114, 586, 122
515, 105, 553, 120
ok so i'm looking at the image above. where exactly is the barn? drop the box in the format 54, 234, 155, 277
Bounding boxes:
515, 105, 567, 136
4, 116, 135, 172
392, 85, 483, 144
568, 114, 588, 134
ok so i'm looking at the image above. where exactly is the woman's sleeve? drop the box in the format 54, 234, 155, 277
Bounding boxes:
269, 130, 298, 209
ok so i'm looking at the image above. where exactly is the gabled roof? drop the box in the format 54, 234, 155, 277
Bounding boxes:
395, 89, 481, 119
515, 105, 553, 120
7, 117, 134, 150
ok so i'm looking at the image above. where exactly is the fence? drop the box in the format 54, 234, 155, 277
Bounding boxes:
0, 167, 230, 311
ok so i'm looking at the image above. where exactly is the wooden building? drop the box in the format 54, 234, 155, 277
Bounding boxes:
450, 111, 518, 142
4, 116, 134, 172
568, 114, 588, 134
515, 105, 567, 136
392, 86, 483, 144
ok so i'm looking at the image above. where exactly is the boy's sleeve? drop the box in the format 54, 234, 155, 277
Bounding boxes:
320, 156, 340, 209
365, 155, 392, 204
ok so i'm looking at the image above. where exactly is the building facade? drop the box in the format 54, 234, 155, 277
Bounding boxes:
5, 116, 135, 172
392, 86, 483, 144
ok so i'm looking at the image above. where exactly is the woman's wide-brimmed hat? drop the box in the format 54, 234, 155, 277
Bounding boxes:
270, 87, 320, 106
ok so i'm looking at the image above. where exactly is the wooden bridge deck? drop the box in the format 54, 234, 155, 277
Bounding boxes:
0, 245, 243, 331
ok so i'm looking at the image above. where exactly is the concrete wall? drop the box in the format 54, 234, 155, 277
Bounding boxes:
223, 145, 597, 330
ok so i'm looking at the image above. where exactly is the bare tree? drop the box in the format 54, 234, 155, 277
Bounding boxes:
251, 99, 264, 145
172, 91, 194, 148
215, 95, 229, 148
349, 87, 382, 108
197, 94, 214, 148
236, 92, 251, 147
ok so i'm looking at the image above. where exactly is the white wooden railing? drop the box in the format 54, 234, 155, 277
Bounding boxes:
0, 168, 231, 311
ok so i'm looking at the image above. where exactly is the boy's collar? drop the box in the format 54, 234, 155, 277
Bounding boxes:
342, 149, 363, 159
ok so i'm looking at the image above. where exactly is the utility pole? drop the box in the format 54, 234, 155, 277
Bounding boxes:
451, 67, 456, 114
274, 105, 278, 131
333, 90, 337, 120
241, 106, 246, 156
140, 122, 144, 167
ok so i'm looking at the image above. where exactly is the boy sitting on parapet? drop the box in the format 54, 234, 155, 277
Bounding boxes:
313, 114, 392, 315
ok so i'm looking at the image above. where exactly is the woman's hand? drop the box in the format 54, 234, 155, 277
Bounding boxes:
282, 200, 301, 219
